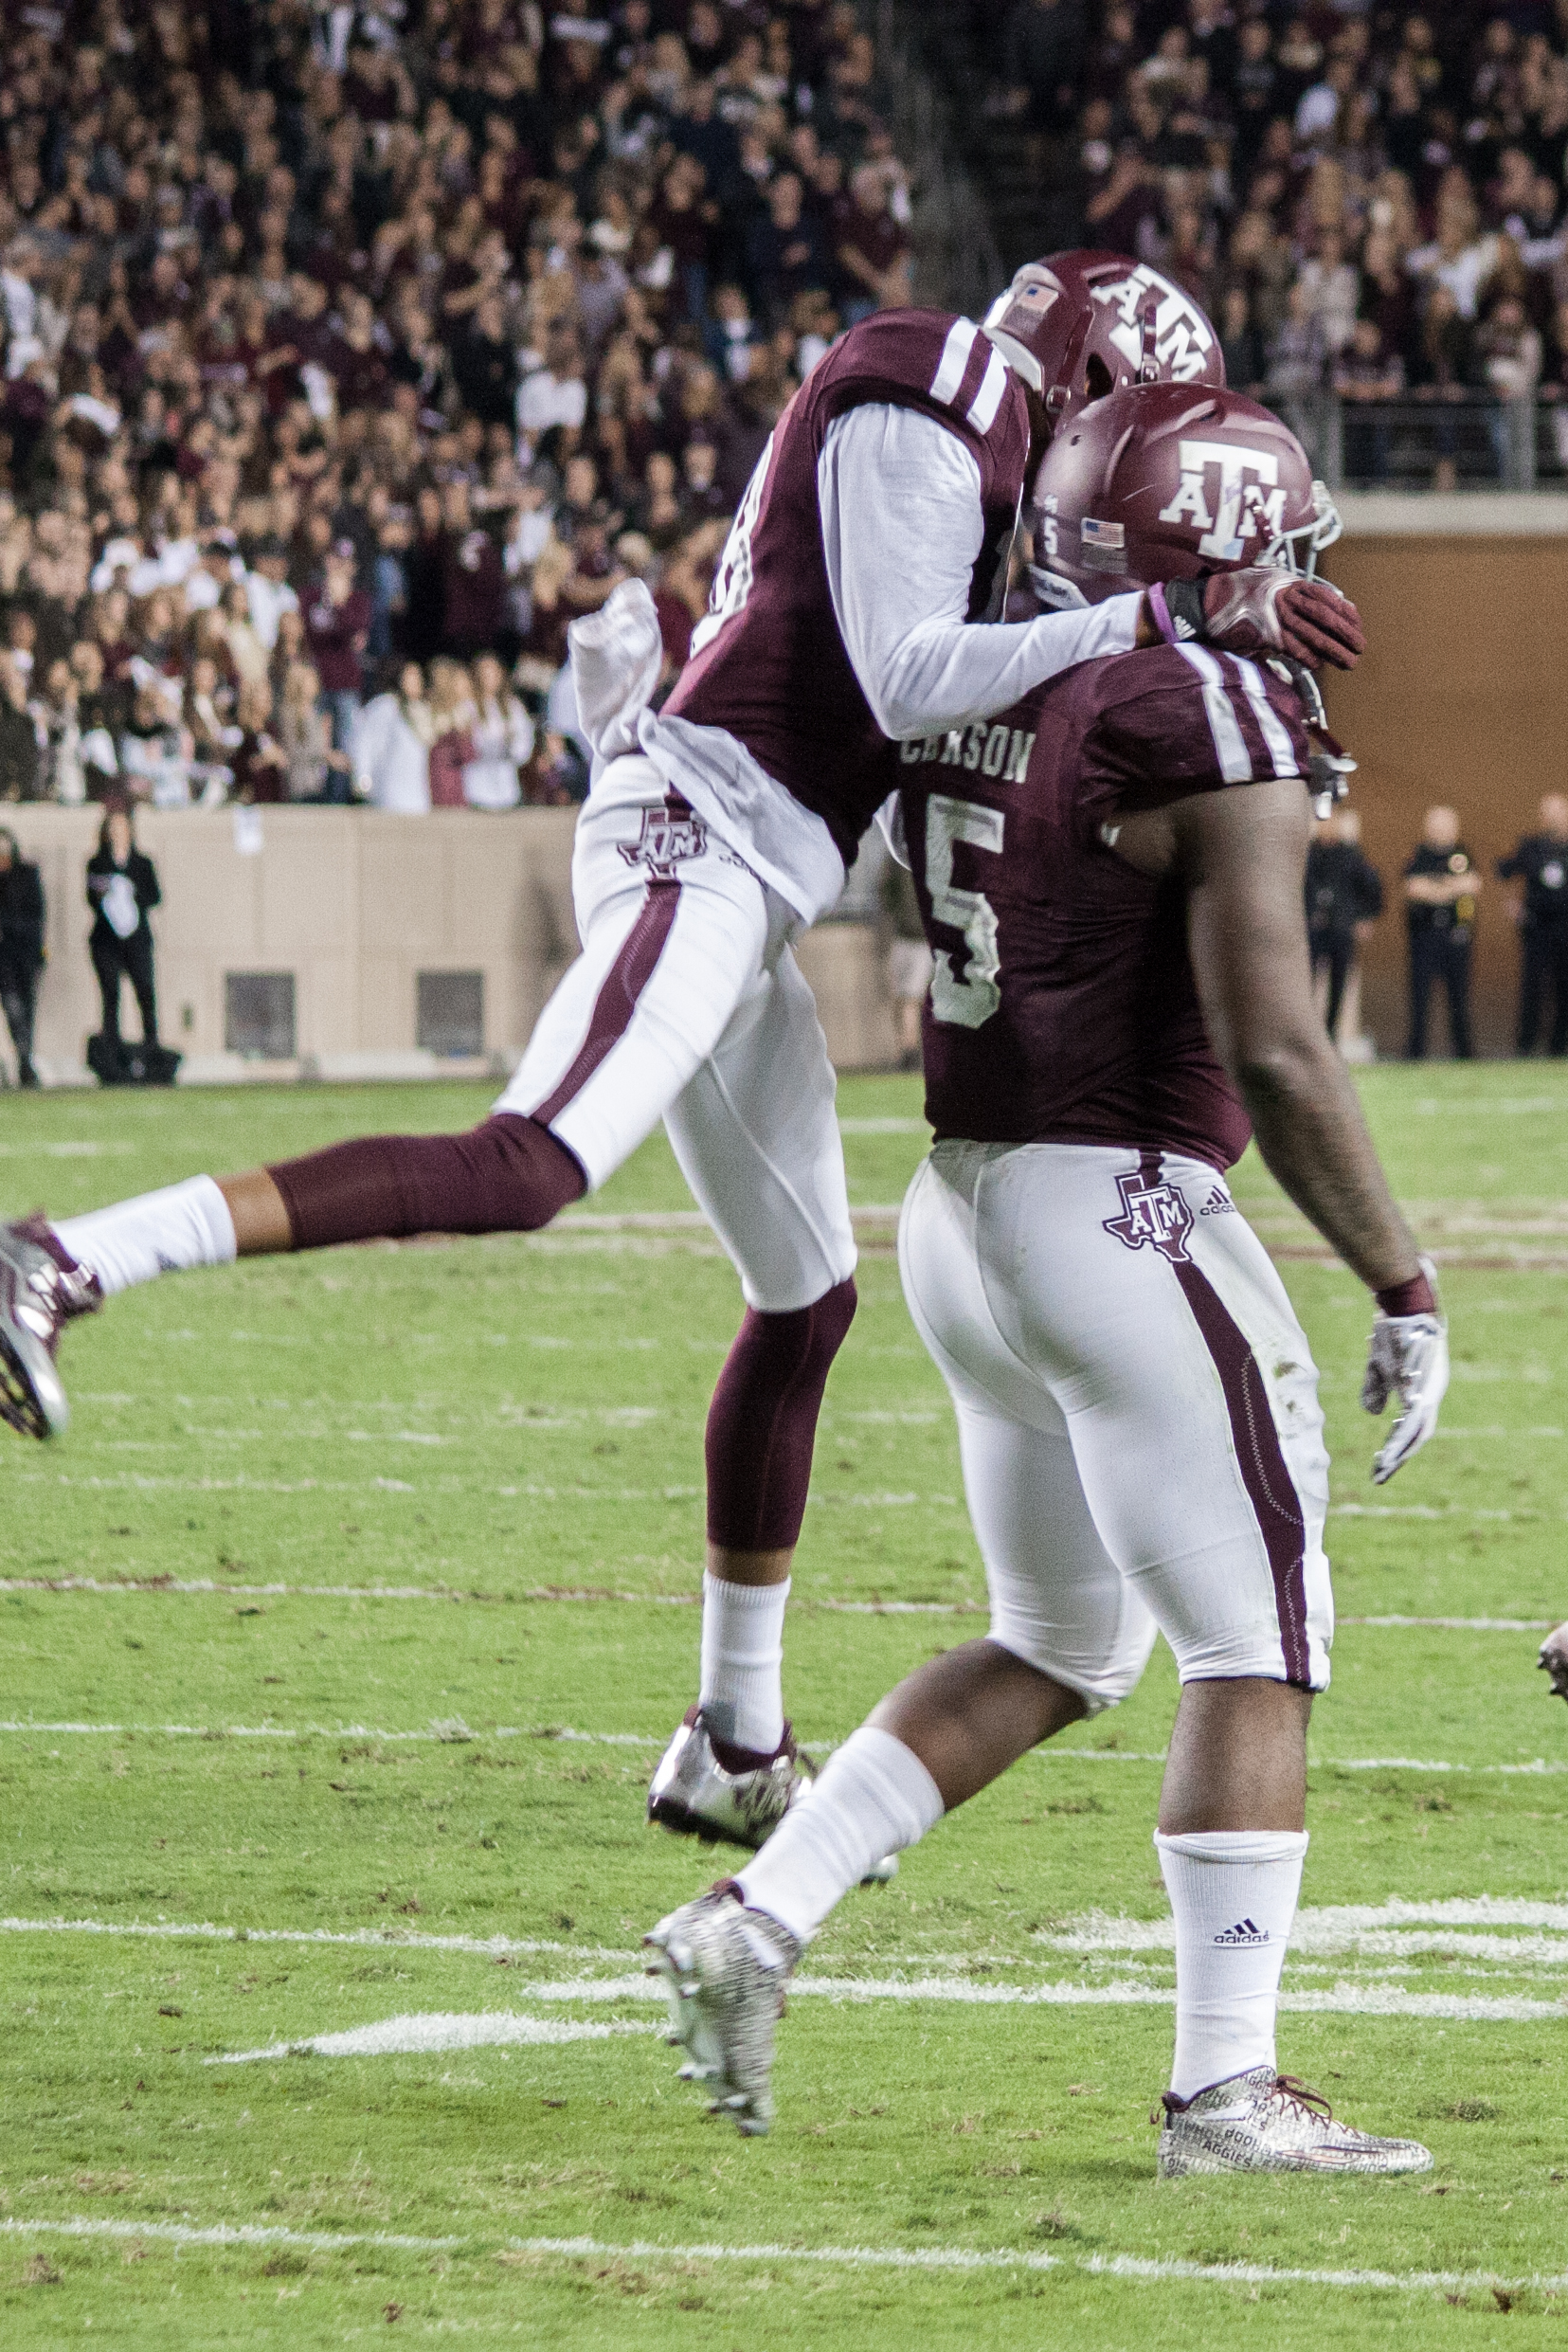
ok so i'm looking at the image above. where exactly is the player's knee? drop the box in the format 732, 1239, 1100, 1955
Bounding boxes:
986, 1605, 1155, 1715
470, 1114, 586, 1231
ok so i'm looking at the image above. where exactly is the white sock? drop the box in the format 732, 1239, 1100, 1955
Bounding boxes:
737, 1726, 944, 1945
56, 1177, 238, 1298
699, 1571, 789, 1754
1155, 1828, 1308, 2100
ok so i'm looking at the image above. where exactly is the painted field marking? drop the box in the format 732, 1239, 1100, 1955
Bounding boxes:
503, 1974, 1565, 2023
0, 1716, 1563, 1773
2, 2213, 1564, 2297
209, 2011, 657, 2063
0, 1914, 636, 1962
6, 1578, 1546, 1634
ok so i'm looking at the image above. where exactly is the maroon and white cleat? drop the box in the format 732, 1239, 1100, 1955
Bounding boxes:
647, 1708, 897, 1878
647, 1708, 810, 1851
0, 1216, 101, 1439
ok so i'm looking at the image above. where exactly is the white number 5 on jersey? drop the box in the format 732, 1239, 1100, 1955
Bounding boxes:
926, 794, 1004, 1027
691, 434, 775, 658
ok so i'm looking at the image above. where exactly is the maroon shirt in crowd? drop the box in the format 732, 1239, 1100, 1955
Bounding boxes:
302, 583, 371, 691
667, 309, 1029, 865
898, 642, 1312, 1172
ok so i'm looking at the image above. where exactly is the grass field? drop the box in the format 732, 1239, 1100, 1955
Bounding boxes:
0, 1063, 1565, 2348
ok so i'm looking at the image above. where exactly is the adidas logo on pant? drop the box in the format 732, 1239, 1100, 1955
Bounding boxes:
1213, 1917, 1270, 1945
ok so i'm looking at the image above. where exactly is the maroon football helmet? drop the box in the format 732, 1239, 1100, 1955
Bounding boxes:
982, 250, 1224, 421
1028, 382, 1342, 609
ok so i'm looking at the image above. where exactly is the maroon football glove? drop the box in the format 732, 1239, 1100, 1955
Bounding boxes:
1152, 570, 1366, 671
1541, 1621, 1568, 1701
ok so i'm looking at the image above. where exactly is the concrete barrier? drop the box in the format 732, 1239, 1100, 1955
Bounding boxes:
6, 805, 900, 1086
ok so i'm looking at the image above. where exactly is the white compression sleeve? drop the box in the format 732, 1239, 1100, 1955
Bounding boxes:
699, 1572, 789, 1755
1155, 1828, 1308, 2100
737, 1726, 944, 1945
818, 404, 1142, 740
56, 1176, 238, 1297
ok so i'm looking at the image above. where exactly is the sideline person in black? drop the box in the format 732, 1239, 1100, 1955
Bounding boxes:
1306, 806, 1383, 1042
1405, 805, 1480, 1059
1498, 794, 1568, 1056
86, 806, 162, 1052
0, 828, 45, 1086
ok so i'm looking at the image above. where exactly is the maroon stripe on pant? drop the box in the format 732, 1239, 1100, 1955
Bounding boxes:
1144, 1150, 1311, 1686
532, 879, 681, 1129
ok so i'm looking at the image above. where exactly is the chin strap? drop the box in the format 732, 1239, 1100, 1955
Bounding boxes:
1267, 656, 1356, 812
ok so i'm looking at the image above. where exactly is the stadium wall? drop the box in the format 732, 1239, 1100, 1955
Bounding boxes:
15, 807, 898, 1087
1324, 501, 1568, 1060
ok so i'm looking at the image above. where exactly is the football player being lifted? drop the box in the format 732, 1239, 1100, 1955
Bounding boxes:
0, 259, 1361, 1853
645, 385, 1448, 2177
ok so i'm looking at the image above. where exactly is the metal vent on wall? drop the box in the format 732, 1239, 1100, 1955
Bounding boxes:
417, 970, 484, 1058
225, 972, 297, 1059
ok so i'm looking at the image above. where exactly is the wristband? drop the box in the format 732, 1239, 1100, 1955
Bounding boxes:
1147, 577, 1205, 646
1375, 1272, 1435, 1318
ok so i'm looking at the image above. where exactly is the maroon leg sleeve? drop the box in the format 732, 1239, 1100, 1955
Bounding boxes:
267, 1113, 586, 1250
704, 1276, 857, 1552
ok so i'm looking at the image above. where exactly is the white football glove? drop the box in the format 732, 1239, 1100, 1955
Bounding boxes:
1361, 1264, 1448, 1485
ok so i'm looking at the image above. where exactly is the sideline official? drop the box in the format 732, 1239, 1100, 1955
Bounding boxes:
0, 828, 45, 1087
1498, 794, 1568, 1056
1405, 805, 1480, 1060
1306, 807, 1382, 1044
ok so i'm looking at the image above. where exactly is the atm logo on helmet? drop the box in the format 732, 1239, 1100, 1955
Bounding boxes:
1156, 439, 1288, 562
1090, 264, 1216, 381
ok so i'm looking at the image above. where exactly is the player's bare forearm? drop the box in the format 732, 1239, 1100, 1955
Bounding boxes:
1237, 1042, 1421, 1294
1178, 778, 1421, 1296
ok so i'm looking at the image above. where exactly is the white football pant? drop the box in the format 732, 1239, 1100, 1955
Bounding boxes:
496, 753, 856, 1313
898, 1141, 1333, 1707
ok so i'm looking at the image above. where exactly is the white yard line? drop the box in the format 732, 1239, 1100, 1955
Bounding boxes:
0, 1914, 637, 1961
1, 1717, 1563, 1773
2, 2213, 1563, 2296
209, 2011, 657, 2063
0, 1577, 1546, 1633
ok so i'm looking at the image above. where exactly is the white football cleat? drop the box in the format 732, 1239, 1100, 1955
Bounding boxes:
1157, 2067, 1433, 2178
643, 1883, 801, 2137
1541, 1623, 1568, 1701
646, 1708, 896, 1879
0, 1215, 101, 1440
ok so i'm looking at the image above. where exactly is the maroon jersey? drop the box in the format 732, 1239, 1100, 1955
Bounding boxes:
899, 642, 1312, 1171
665, 309, 1030, 864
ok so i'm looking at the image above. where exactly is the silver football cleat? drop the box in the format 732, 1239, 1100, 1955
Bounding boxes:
647, 1708, 806, 1850
1541, 1623, 1568, 1701
643, 1884, 801, 2136
1157, 2067, 1433, 2178
0, 1216, 101, 1440
646, 1709, 896, 1878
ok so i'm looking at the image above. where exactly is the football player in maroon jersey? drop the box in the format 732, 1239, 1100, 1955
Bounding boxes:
645, 386, 1444, 2177
0, 261, 1361, 1855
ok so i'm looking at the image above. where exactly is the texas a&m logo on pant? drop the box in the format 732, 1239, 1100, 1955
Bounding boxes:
619, 802, 710, 880
1103, 1167, 1194, 1264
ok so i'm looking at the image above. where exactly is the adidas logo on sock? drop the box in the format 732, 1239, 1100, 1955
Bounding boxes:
1212, 1917, 1270, 1946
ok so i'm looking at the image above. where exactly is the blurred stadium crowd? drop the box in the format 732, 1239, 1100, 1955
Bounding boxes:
5, 1, 1568, 817
971, 1, 1568, 484
0, 0, 913, 810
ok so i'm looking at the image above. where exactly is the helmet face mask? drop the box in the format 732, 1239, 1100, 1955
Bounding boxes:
1027, 383, 1340, 607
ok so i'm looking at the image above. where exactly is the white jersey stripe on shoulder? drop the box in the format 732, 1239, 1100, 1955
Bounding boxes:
928, 318, 979, 408
1232, 654, 1300, 780
965, 349, 1009, 435
1174, 642, 1252, 783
